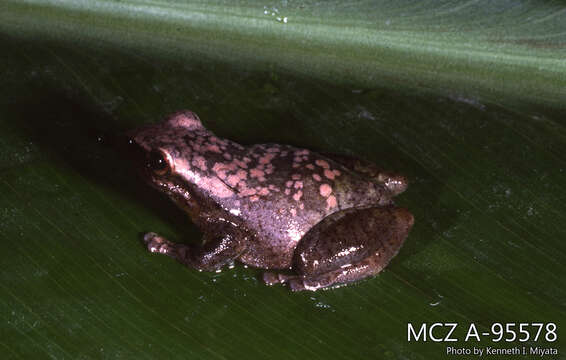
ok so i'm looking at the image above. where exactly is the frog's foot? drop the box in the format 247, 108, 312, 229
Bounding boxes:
263, 270, 359, 292
280, 253, 391, 291
263, 272, 310, 292
143, 232, 177, 255
263, 272, 296, 286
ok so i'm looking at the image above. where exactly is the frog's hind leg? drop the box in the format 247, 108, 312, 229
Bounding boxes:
264, 206, 413, 291
322, 153, 408, 196
143, 221, 248, 272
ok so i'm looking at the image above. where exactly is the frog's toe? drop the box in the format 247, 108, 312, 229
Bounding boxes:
263, 272, 280, 285
263, 273, 311, 291
143, 232, 173, 254
143, 232, 158, 244
263, 272, 291, 285
288, 279, 307, 292
377, 171, 409, 196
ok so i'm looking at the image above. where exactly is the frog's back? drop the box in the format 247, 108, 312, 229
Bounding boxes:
221, 143, 392, 269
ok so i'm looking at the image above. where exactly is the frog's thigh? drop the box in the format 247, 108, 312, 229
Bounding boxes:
290, 206, 413, 290
322, 153, 408, 196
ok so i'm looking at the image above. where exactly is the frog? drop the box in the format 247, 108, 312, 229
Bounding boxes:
128, 110, 414, 291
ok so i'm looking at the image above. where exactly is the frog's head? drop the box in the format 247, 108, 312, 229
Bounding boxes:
127, 110, 214, 219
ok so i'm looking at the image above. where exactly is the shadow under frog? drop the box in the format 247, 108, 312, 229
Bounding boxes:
129, 111, 414, 291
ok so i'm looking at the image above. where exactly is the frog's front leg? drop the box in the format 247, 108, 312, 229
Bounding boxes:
143, 220, 248, 272
264, 206, 413, 291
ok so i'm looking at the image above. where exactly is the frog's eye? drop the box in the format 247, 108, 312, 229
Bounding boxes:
148, 150, 170, 175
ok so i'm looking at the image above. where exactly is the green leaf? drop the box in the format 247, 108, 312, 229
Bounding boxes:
1, 0, 565, 359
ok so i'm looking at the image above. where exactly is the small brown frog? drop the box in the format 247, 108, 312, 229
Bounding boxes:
129, 111, 413, 291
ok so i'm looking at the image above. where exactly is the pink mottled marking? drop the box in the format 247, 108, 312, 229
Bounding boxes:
284, 188, 291, 195
267, 147, 280, 153
200, 177, 234, 198
192, 156, 208, 171
319, 184, 332, 197
333, 169, 341, 176
227, 171, 247, 187
243, 157, 252, 163
315, 159, 330, 169
326, 195, 337, 210
306, 164, 315, 170
216, 170, 227, 179
250, 195, 260, 202
212, 162, 237, 179
250, 169, 265, 178
285, 180, 293, 188
293, 190, 303, 201
259, 153, 276, 165
226, 175, 240, 187
291, 174, 301, 180
299, 203, 304, 210
257, 188, 270, 196
324, 169, 335, 180
207, 144, 221, 153
236, 169, 247, 179
292, 163, 300, 168
290, 208, 297, 217
265, 168, 274, 174
295, 149, 309, 155
239, 187, 257, 196
312, 174, 322, 182
223, 153, 232, 160
293, 156, 303, 163
294, 181, 303, 189
213, 163, 237, 172
234, 159, 248, 169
